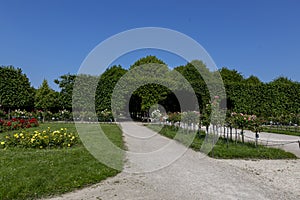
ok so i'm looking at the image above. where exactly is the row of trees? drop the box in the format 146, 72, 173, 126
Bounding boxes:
1, 56, 299, 122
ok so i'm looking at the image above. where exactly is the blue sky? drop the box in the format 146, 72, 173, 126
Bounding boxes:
1, 0, 299, 90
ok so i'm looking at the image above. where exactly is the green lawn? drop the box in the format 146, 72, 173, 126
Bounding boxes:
262, 126, 300, 137
0, 123, 124, 200
148, 124, 297, 159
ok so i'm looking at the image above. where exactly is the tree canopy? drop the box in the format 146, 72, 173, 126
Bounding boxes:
54, 73, 76, 111
1, 57, 299, 121
34, 79, 59, 112
0, 66, 35, 110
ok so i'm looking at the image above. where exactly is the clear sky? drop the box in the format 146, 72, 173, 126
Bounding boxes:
1, 0, 299, 90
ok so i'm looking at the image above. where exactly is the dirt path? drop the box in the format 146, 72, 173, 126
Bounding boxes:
243, 129, 300, 157
45, 122, 300, 200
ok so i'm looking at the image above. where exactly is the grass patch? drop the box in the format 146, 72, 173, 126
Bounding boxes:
262, 127, 300, 137
148, 124, 297, 159
0, 122, 124, 200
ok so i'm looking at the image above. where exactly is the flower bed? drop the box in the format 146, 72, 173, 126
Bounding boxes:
0, 127, 78, 149
0, 118, 39, 132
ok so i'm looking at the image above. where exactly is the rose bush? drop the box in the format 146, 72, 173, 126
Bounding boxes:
0, 118, 39, 132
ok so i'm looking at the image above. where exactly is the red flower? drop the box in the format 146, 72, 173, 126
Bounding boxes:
7, 121, 12, 126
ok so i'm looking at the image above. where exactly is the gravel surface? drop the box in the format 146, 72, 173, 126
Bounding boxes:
243, 129, 300, 157
45, 122, 300, 200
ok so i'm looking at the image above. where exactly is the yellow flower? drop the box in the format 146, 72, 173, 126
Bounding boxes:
68, 144, 71, 147
1, 141, 5, 145
31, 138, 35, 143
40, 146, 43, 149
61, 128, 64, 131
5, 136, 9, 139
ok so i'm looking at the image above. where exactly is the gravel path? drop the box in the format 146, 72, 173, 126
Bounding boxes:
45, 122, 300, 200
242, 129, 300, 157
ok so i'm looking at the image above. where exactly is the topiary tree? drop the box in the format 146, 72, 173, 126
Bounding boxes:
0, 66, 35, 113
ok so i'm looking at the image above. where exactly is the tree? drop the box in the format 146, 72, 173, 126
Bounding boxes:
95, 65, 127, 113
219, 67, 244, 84
0, 66, 35, 111
175, 60, 212, 110
129, 55, 165, 70
127, 56, 169, 114
35, 80, 59, 112
270, 76, 295, 85
54, 74, 76, 111
244, 75, 262, 85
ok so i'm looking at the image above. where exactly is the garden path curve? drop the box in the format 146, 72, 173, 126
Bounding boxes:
242, 129, 300, 157
45, 122, 300, 200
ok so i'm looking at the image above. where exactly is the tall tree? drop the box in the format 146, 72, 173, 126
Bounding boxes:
95, 65, 127, 112
34, 79, 59, 112
174, 60, 212, 110
270, 76, 295, 85
129, 55, 165, 70
54, 74, 76, 110
244, 75, 262, 85
219, 67, 244, 84
0, 66, 35, 111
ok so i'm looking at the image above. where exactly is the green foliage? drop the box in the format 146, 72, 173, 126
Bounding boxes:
72, 74, 99, 113
226, 82, 300, 117
175, 61, 211, 109
95, 65, 127, 113
270, 76, 295, 85
181, 111, 200, 125
244, 75, 262, 85
0, 123, 124, 200
0, 66, 35, 110
219, 67, 244, 84
54, 73, 76, 110
262, 126, 300, 136
1, 127, 78, 149
1, 57, 299, 122
0, 118, 38, 132
129, 55, 165, 69
149, 125, 296, 159
35, 80, 59, 112
167, 112, 181, 124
